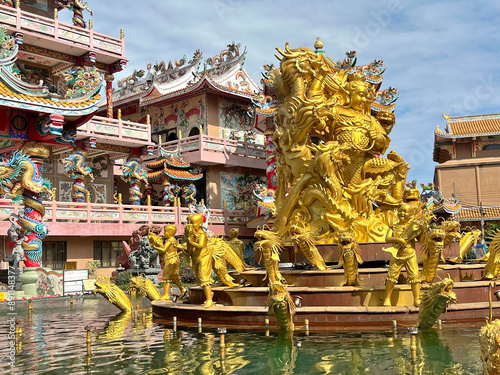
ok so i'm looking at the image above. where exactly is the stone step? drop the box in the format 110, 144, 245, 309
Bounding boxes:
230, 263, 486, 288
187, 279, 497, 308
152, 299, 500, 331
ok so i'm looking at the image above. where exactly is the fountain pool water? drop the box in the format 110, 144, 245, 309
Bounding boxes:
0, 296, 483, 374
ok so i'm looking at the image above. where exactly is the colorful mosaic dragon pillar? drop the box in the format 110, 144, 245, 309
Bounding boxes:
63, 149, 94, 204
121, 156, 148, 205
0, 142, 51, 267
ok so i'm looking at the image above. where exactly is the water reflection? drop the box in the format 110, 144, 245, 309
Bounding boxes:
0, 297, 484, 374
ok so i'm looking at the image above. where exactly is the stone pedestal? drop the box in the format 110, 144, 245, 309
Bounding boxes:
18, 267, 39, 297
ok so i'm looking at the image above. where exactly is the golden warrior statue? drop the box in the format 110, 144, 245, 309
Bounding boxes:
148, 224, 187, 300
383, 204, 432, 307
185, 213, 215, 308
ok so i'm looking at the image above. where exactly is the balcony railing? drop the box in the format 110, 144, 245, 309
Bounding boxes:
77, 116, 152, 146
0, 6, 125, 58
0, 199, 252, 231
157, 134, 266, 161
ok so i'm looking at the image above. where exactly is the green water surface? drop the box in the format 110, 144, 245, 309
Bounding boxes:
0, 296, 483, 374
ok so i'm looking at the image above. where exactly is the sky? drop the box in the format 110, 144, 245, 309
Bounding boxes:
58, 0, 500, 187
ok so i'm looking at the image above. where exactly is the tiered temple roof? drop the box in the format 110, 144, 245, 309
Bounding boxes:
435, 113, 500, 139
433, 113, 500, 163
112, 42, 259, 108
457, 206, 500, 222
145, 146, 202, 184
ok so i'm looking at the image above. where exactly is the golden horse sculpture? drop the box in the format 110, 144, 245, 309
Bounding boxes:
417, 277, 457, 330
94, 277, 132, 312
449, 228, 481, 263
269, 40, 408, 244
128, 275, 161, 302
335, 231, 363, 286
148, 224, 187, 300
483, 229, 500, 280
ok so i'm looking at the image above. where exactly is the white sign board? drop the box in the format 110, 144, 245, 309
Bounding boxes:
63, 269, 89, 295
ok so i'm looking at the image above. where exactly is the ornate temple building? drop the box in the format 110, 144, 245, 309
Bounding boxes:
102, 42, 267, 213
0, 3, 265, 280
433, 113, 500, 227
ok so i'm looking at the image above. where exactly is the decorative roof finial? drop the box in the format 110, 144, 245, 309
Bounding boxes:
314, 37, 324, 53
442, 112, 451, 120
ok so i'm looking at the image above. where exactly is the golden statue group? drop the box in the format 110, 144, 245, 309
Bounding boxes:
91, 39, 499, 335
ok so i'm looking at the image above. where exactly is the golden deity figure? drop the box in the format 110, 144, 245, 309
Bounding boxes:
227, 228, 245, 264
148, 225, 187, 300
268, 40, 408, 245
185, 213, 214, 308
383, 204, 432, 307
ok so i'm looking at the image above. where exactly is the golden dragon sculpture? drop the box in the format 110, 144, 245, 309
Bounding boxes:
417, 277, 457, 330
94, 277, 133, 312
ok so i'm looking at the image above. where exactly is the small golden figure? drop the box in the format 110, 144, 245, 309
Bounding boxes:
148, 225, 187, 300
383, 204, 430, 307
336, 231, 363, 286
227, 228, 245, 264
185, 214, 214, 308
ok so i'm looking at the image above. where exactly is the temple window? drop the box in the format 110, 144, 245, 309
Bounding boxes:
42, 242, 67, 270
483, 144, 500, 150
93, 241, 122, 268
